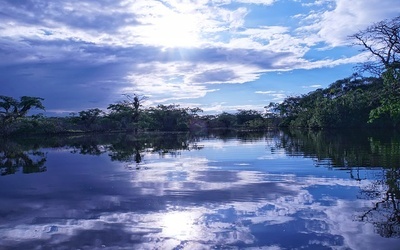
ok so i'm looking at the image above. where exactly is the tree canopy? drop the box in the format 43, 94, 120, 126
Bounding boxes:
351, 16, 400, 75
268, 76, 386, 128
350, 15, 400, 123
0, 96, 45, 125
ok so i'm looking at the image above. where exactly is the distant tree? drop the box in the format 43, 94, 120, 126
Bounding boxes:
144, 104, 190, 131
265, 102, 280, 118
78, 108, 105, 130
189, 107, 203, 117
107, 94, 147, 132
0, 96, 45, 131
216, 112, 237, 128
236, 109, 263, 126
272, 96, 303, 123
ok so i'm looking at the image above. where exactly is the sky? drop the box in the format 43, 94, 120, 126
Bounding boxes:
1, 0, 399, 116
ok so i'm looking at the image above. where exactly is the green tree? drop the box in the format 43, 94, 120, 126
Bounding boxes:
369, 67, 400, 125
216, 112, 237, 129
144, 104, 190, 131
236, 109, 263, 126
0, 96, 45, 133
107, 94, 146, 132
273, 76, 383, 128
351, 15, 400, 124
78, 108, 105, 130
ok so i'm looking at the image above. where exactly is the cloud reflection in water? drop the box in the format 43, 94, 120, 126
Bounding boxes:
0, 137, 399, 250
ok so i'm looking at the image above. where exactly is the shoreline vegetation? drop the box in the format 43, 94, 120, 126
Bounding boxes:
0, 102, 281, 137
1, 16, 399, 136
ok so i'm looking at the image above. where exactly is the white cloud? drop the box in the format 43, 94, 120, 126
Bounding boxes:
301, 0, 333, 7
235, 0, 276, 4
233, 26, 313, 56
298, 52, 370, 69
202, 103, 266, 113
302, 84, 322, 88
228, 7, 249, 30
297, 0, 400, 46
255, 90, 287, 102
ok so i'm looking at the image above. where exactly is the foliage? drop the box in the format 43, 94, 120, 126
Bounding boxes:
271, 76, 385, 128
213, 112, 237, 129
3, 106, 272, 137
140, 104, 191, 131
0, 140, 47, 175
236, 109, 263, 126
78, 108, 105, 130
350, 15, 400, 124
107, 94, 146, 132
369, 67, 400, 124
0, 96, 45, 134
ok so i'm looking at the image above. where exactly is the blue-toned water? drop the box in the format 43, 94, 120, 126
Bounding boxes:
0, 130, 399, 249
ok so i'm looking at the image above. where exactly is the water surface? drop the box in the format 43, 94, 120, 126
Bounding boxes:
0, 130, 399, 249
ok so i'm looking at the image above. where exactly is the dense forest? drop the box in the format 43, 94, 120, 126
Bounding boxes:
267, 75, 393, 128
1, 16, 399, 135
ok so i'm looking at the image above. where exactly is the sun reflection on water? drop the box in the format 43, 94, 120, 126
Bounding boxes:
160, 210, 201, 240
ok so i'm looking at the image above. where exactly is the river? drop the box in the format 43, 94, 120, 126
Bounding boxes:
0, 129, 399, 249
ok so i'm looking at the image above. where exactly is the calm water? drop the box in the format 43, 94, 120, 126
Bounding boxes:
0, 130, 399, 250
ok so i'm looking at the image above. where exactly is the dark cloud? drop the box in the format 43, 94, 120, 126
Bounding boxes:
0, 0, 140, 32
0, 38, 163, 113
191, 69, 238, 83
163, 47, 293, 68
0, 62, 130, 113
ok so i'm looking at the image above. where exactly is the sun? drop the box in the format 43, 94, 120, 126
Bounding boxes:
149, 11, 201, 48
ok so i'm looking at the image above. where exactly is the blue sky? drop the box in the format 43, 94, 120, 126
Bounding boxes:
1, 0, 399, 115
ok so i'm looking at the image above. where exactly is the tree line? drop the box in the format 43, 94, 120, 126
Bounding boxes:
0, 94, 275, 136
267, 75, 392, 128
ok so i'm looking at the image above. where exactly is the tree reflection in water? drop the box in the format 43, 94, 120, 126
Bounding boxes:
273, 129, 400, 238
67, 133, 200, 170
358, 168, 400, 238
0, 133, 198, 175
0, 140, 46, 175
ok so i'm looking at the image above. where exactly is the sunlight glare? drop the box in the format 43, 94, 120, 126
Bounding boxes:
152, 12, 200, 48
161, 211, 200, 240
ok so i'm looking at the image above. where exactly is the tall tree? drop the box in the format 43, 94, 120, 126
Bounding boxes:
107, 94, 147, 132
0, 96, 45, 125
351, 16, 400, 125
351, 16, 400, 75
